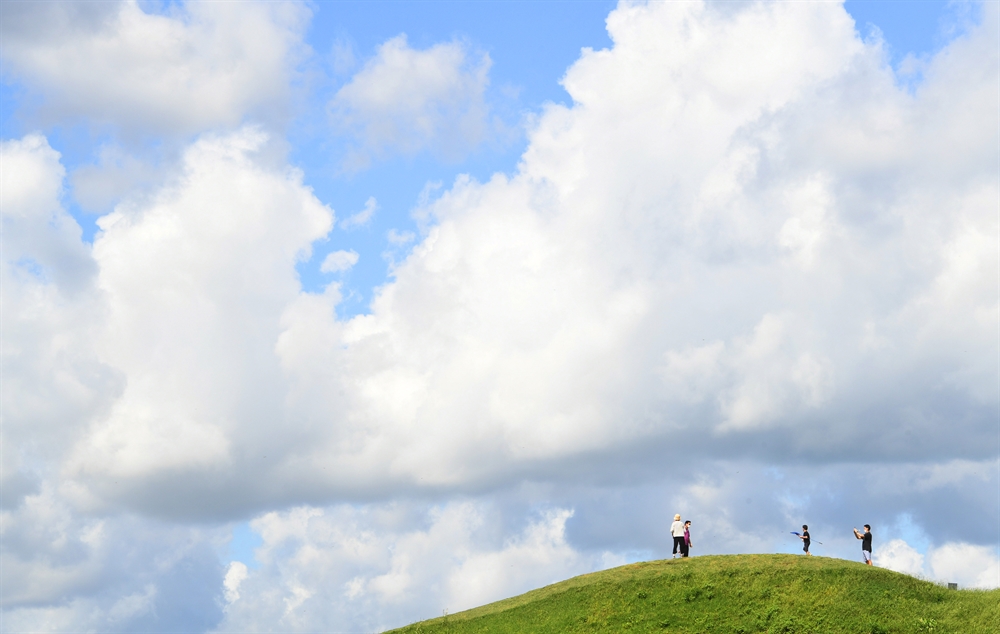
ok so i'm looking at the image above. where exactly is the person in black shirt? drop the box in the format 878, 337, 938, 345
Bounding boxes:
798, 525, 811, 555
853, 524, 873, 565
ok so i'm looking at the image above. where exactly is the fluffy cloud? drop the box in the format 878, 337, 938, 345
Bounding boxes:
278, 0, 995, 489
875, 539, 927, 577
0, 135, 110, 513
215, 501, 618, 632
340, 196, 379, 229
0, 484, 226, 631
6, 0, 995, 528
212, 459, 996, 632
0, 128, 326, 628
331, 35, 492, 168
0, 0, 309, 134
321, 249, 360, 273
70, 144, 161, 213
65, 127, 334, 515
927, 542, 1000, 589
878, 539, 1000, 590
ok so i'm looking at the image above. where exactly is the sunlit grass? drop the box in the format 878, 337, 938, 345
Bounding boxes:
388, 554, 999, 633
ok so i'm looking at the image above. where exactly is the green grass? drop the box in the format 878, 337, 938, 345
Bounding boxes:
386, 555, 999, 633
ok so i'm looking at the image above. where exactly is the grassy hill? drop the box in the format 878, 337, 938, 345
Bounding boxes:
387, 555, 999, 633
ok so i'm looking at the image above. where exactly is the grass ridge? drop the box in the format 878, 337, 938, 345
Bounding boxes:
387, 554, 999, 633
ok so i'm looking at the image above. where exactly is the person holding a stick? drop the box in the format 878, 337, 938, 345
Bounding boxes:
799, 525, 811, 555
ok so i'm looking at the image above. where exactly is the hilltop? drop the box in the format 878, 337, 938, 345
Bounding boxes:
387, 554, 999, 633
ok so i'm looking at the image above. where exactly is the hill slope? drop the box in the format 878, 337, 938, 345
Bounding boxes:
387, 555, 999, 633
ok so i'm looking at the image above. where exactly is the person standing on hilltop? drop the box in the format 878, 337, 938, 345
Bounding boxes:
799, 525, 811, 555
681, 520, 693, 557
670, 514, 685, 558
853, 525, 873, 565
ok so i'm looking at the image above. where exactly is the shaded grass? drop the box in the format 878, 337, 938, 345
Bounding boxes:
387, 555, 999, 633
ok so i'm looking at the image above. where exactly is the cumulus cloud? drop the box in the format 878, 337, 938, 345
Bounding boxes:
0, 485, 225, 631
64, 127, 333, 513
877, 539, 1000, 589
340, 196, 379, 229
331, 35, 492, 168
1, 135, 111, 513
5, 0, 994, 524
273, 0, 996, 491
876, 539, 927, 577
223, 562, 249, 605
70, 144, 161, 213
0, 0, 309, 135
927, 542, 1000, 589
320, 249, 360, 273
214, 501, 619, 632
1, 129, 325, 628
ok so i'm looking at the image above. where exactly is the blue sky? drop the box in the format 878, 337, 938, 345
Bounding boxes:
1, 1, 997, 631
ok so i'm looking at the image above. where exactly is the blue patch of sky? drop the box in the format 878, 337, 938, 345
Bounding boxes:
13, 256, 44, 280
227, 521, 264, 569
887, 512, 932, 555
291, 1, 617, 317
0, 81, 28, 139
846, 0, 952, 63
40, 125, 128, 243
844, 0, 983, 88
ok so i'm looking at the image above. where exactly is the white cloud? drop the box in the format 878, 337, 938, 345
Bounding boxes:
876, 539, 1000, 590
59, 127, 333, 503
223, 562, 248, 604
0, 0, 309, 135
386, 228, 416, 245
4, 0, 994, 519
3, 0, 993, 520
718, 313, 835, 431
0, 484, 226, 631
340, 196, 379, 229
876, 539, 926, 577
320, 249, 360, 273
927, 542, 1000, 590
1, 135, 112, 513
214, 501, 618, 632
274, 0, 994, 487
331, 35, 492, 168
69, 144, 160, 213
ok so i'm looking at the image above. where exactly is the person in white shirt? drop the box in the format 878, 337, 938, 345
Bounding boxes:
670, 514, 685, 558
